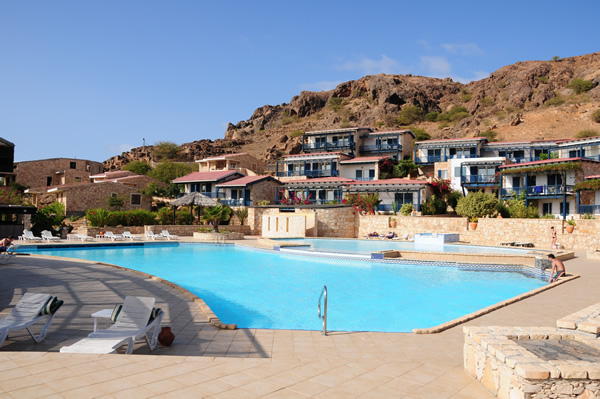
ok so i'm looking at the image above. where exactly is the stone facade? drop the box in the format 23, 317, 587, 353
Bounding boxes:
78, 224, 250, 237
52, 182, 151, 216
15, 158, 104, 188
197, 153, 265, 174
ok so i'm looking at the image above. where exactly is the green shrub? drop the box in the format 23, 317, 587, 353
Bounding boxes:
575, 129, 599, 139
86, 208, 111, 227
461, 94, 472, 102
397, 105, 424, 125
123, 161, 152, 175
496, 202, 510, 218
495, 111, 506, 120
582, 213, 595, 219
448, 106, 468, 116
436, 113, 450, 122
400, 203, 414, 216
233, 207, 249, 225
591, 109, 600, 123
410, 127, 431, 141
176, 209, 191, 225
446, 190, 463, 210
552, 56, 560, 62
421, 195, 447, 215
537, 76, 549, 84
148, 162, 196, 184
375, 120, 385, 127
122, 210, 156, 226
31, 201, 66, 234
257, 200, 271, 206
545, 97, 564, 107
424, 112, 439, 122
152, 141, 181, 161
329, 97, 343, 112
107, 195, 125, 210
455, 191, 498, 222
505, 198, 539, 218
541, 213, 555, 219
481, 97, 494, 106
450, 111, 470, 122
288, 130, 304, 138
157, 207, 175, 225
567, 78, 596, 94
480, 130, 498, 142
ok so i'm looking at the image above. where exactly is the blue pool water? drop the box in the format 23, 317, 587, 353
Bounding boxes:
22, 243, 546, 332
276, 238, 531, 255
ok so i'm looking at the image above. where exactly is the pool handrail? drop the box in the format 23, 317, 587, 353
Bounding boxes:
318, 285, 328, 336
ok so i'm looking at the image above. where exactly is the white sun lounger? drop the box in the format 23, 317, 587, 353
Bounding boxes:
60, 296, 163, 355
104, 231, 124, 241
22, 230, 42, 242
0, 293, 63, 347
41, 230, 60, 241
145, 231, 165, 240
74, 234, 95, 241
161, 230, 179, 240
122, 231, 143, 241
0, 246, 18, 264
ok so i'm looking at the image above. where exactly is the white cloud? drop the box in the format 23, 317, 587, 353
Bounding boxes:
416, 39, 433, 51
420, 56, 452, 77
441, 43, 484, 56
338, 55, 403, 75
299, 80, 343, 92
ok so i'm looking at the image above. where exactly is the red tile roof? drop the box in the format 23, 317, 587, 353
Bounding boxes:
282, 152, 343, 158
417, 137, 488, 143
345, 178, 426, 186
173, 170, 242, 183
216, 175, 279, 187
340, 156, 388, 164
284, 177, 357, 184
498, 157, 596, 169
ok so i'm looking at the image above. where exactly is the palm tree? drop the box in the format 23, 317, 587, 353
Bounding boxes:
200, 205, 232, 233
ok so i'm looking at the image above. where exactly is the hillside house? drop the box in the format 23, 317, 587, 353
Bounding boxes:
15, 158, 104, 188
173, 170, 245, 198
216, 175, 281, 206
0, 138, 16, 186
196, 153, 264, 175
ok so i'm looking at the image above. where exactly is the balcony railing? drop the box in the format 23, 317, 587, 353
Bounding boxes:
579, 204, 600, 214
303, 141, 353, 151
461, 175, 498, 185
501, 185, 574, 197
188, 191, 218, 198
219, 199, 251, 207
415, 155, 443, 164
359, 143, 400, 153
275, 198, 342, 205
276, 169, 337, 178
353, 177, 376, 181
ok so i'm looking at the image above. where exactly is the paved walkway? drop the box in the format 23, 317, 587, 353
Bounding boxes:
1, 241, 599, 398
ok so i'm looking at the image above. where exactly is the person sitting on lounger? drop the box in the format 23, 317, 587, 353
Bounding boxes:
385, 231, 396, 239
0, 236, 14, 252
548, 254, 566, 283
366, 231, 379, 238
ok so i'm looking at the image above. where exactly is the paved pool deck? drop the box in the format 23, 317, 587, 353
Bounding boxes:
1, 238, 599, 398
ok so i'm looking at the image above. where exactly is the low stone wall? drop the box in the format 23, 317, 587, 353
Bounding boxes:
77, 224, 250, 237
464, 326, 600, 399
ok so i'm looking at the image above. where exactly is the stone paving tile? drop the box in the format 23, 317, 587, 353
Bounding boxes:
1, 247, 599, 398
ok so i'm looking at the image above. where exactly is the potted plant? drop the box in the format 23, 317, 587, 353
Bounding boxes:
469, 217, 478, 231
390, 217, 397, 228
565, 219, 576, 234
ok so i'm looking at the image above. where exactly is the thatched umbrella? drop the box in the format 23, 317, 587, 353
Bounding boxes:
170, 192, 218, 224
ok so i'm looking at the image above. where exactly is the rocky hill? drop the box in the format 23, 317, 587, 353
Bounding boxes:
103, 52, 600, 170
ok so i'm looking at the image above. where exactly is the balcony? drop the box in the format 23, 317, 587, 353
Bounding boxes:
219, 198, 251, 207
415, 153, 478, 164
276, 169, 337, 178
461, 175, 498, 185
501, 185, 574, 197
579, 204, 600, 214
359, 143, 400, 153
302, 141, 353, 152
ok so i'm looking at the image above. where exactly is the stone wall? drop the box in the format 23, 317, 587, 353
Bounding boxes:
15, 158, 104, 188
58, 182, 151, 215
79, 224, 250, 237
251, 180, 281, 204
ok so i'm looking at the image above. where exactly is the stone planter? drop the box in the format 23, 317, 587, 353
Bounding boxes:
469, 222, 478, 231
566, 225, 575, 234
390, 220, 397, 228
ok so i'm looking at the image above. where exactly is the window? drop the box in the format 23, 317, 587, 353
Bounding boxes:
355, 170, 363, 179
368, 169, 375, 179
74, 177, 81, 183
548, 174, 563, 186
46, 176, 52, 186
559, 201, 570, 215
70, 161, 76, 169
542, 203, 553, 215
438, 170, 448, 179
111, 192, 118, 198
394, 192, 413, 204
131, 194, 142, 206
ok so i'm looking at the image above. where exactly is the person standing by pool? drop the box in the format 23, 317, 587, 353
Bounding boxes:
547, 254, 565, 283
550, 226, 557, 249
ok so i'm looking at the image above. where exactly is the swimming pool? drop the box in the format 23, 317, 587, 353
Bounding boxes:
275, 238, 532, 255
22, 243, 546, 332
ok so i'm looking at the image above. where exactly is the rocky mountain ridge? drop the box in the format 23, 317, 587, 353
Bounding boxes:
103, 52, 600, 170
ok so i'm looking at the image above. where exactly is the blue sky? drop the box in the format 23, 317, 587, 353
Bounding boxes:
2, 1, 599, 162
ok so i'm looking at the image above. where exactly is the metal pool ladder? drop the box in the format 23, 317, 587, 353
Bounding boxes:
318, 285, 328, 336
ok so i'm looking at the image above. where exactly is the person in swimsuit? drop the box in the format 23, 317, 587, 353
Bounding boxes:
550, 226, 557, 249
0, 236, 13, 252
548, 254, 566, 283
